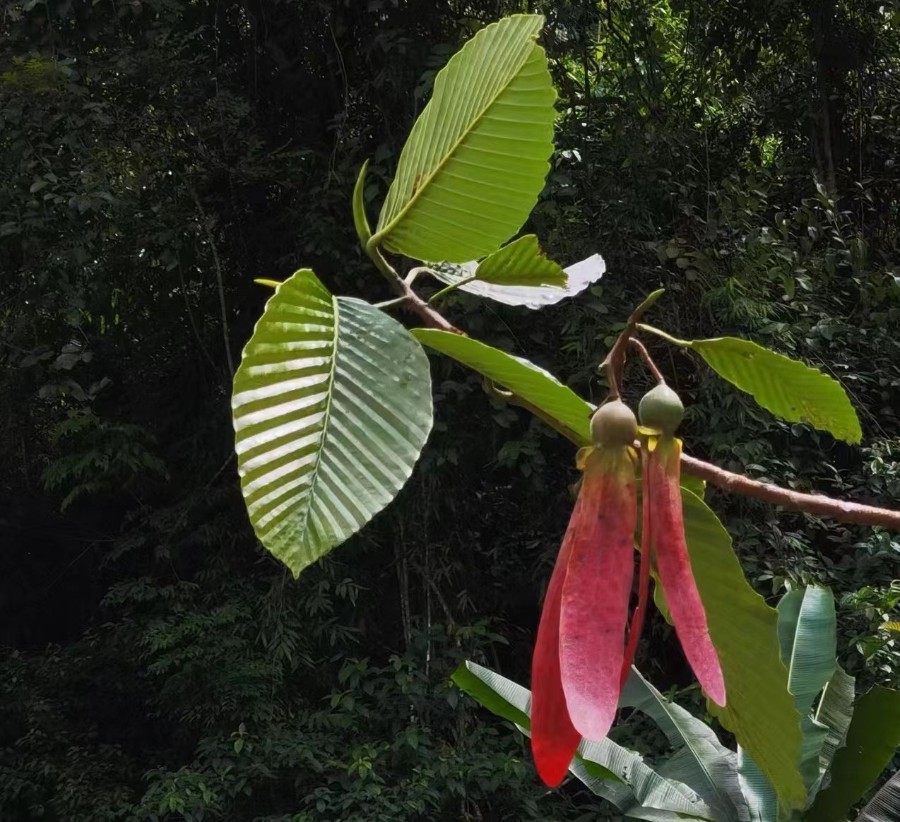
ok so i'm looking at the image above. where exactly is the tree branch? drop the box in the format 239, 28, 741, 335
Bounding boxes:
365, 244, 459, 333
680, 454, 900, 530
371, 255, 900, 531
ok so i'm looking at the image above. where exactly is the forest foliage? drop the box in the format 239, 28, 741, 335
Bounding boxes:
2, 0, 900, 819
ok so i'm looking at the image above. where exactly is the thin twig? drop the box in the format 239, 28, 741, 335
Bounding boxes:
599, 289, 666, 399
428, 275, 477, 305
628, 338, 665, 384
364, 241, 459, 332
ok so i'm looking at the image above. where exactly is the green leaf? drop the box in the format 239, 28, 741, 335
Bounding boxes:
411, 329, 593, 443
740, 588, 839, 819
577, 737, 720, 821
473, 234, 566, 286
231, 269, 433, 577
621, 669, 745, 821
736, 752, 778, 822
451, 660, 619, 786
681, 489, 807, 811
814, 665, 855, 776
680, 473, 706, 500
806, 686, 900, 822
352, 159, 372, 247
775, 587, 836, 790
855, 770, 900, 822
776, 588, 837, 717
451, 660, 531, 731
689, 337, 862, 444
431, 253, 605, 308
453, 661, 719, 820
372, 14, 556, 262
738, 756, 779, 822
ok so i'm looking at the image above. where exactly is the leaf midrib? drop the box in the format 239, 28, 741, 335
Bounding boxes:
293, 289, 340, 550
655, 695, 739, 820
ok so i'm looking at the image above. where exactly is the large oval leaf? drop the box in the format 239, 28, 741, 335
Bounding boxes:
411, 329, 592, 443
231, 270, 433, 577
690, 337, 862, 444
682, 489, 807, 811
373, 14, 556, 262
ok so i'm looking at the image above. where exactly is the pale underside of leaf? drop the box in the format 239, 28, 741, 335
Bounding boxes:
855, 770, 900, 822
374, 14, 556, 262
453, 661, 719, 821
432, 252, 606, 308
232, 270, 433, 577
776, 587, 837, 791
622, 670, 745, 821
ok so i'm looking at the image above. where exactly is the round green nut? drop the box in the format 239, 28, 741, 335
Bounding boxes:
638, 383, 684, 434
590, 399, 638, 447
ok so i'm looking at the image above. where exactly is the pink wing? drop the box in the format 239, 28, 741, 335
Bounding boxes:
648, 440, 726, 706
558, 450, 636, 740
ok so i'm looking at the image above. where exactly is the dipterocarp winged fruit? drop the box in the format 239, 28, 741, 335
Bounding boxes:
530, 389, 725, 788
531, 400, 638, 787
640, 386, 726, 707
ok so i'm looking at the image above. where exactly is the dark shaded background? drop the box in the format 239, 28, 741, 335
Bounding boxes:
2, 0, 899, 818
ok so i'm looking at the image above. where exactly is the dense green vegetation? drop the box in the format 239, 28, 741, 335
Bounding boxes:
2, 1, 899, 819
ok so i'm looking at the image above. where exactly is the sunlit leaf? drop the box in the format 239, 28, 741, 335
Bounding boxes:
689, 337, 862, 444
682, 489, 807, 811
373, 15, 556, 262
232, 270, 433, 577
473, 234, 566, 287
411, 329, 592, 442
352, 159, 372, 247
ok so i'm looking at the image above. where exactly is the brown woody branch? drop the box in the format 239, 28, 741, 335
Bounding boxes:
373, 256, 900, 532
680, 454, 900, 530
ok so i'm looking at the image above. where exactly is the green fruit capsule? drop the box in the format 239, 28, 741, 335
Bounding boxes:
590, 400, 638, 448
639, 384, 684, 435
